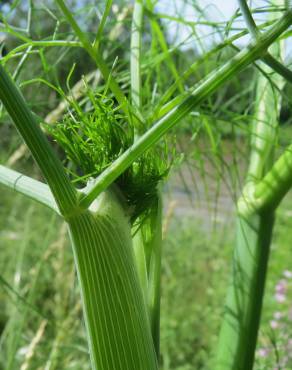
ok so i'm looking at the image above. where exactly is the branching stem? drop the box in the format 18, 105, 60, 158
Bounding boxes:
238, 0, 292, 83
0, 64, 77, 216
0, 165, 58, 213
80, 9, 292, 209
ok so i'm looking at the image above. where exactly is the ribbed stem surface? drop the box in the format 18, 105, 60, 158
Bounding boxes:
68, 190, 158, 370
0, 64, 77, 216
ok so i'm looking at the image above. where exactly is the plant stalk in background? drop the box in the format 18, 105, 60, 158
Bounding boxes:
216, 1, 286, 369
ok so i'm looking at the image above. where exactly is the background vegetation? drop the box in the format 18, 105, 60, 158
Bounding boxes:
1, 0, 292, 369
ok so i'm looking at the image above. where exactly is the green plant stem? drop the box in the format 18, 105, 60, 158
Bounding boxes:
263, 53, 292, 83
252, 144, 292, 210
133, 229, 149, 300
238, 0, 292, 83
216, 4, 284, 368
132, 192, 162, 357
131, 0, 143, 111
55, 0, 130, 118
248, 74, 282, 179
234, 2, 292, 214
236, 143, 292, 216
130, 0, 146, 134
238, 0, 260, 38
0, 64, 78, 216
146, 0, 184, 93
79, 9, 292, 209
216, 212, 274, 370
93, 0, 113, 51
147, 193, 162, 357
152, 35, 289, 122
150, 20, 275, 120
68, 189, 158, 370
0, 165, 58, 213
2, 40, 82, 63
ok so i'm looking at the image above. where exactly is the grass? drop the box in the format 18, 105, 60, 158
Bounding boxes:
1, 157, 292, 369
0, 192, 89, 370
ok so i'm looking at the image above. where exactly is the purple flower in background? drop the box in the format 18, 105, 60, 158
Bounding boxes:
283, 270, 292, 279
270, 320, 279, 329
273, 311, 283, 320
275, 293, 286, 303
274, 279, 288, 303
259, 271, 292, 367
276, 279, 287, 294
258, 348, 269, 358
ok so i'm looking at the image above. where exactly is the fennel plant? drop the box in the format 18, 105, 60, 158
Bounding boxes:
0, 1, 292, 369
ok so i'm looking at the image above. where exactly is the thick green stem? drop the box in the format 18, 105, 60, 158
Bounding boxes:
80, 9, 292, 209
68, 189, 158, 370
216, 212, 274, 370
216, 3, 284, 368
0, 64, 77, 216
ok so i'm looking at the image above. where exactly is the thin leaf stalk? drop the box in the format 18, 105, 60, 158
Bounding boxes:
55, 0, 131, 120
147, 192, 162, 357
0, 165, 58, 213
68, 189, 158, 370
131, 0, 143, 111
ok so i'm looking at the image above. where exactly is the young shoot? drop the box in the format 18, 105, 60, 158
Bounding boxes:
47, 84, 170, 222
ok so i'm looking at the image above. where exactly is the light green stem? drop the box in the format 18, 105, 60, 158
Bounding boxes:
2, 40, 82, 63
216, 2, 284, 369
133, 192, 162, 357
253, 144, 292, 210
133, 191, 162, 358
131, 0, 143, 111
216, 212, 274, 370
93, 0, 113, 51
133, 228, 149, 305
0, 165, 58, 213
147, 193, 162, 357
68, 189, 158, 370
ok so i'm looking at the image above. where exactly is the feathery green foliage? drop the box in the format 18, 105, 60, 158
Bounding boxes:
47, 87, 170, 222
